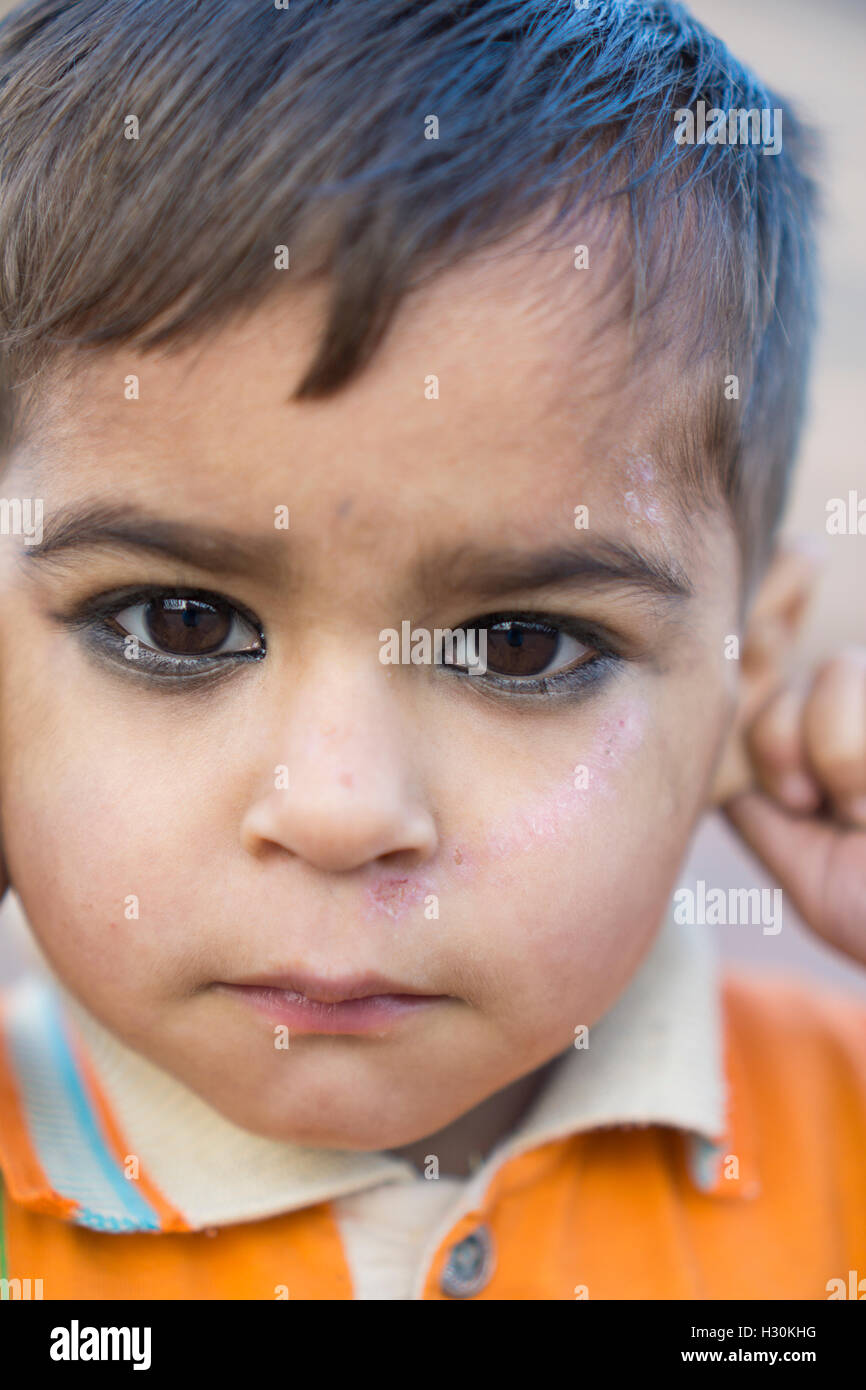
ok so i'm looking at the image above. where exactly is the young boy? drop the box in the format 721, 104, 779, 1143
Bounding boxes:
0, 0, 863, 1302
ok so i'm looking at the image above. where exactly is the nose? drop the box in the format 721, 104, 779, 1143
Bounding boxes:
239, 675, 438, 874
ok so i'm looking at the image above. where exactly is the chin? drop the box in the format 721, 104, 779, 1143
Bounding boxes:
192, 1082, 432, 1151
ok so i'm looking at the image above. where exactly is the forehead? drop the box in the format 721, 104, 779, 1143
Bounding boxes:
12, 230, 698, 562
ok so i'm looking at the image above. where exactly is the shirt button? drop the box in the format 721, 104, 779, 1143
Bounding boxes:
439, 1224, 496, 1298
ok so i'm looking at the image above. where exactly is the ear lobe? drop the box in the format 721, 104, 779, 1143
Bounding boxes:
708, 538, 822, 807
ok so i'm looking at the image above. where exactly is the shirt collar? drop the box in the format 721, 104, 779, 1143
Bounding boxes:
0, 896, 726, 1232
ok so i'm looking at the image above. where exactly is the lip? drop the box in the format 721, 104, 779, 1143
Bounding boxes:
215, 970, 447, 1035
225, 969, 434, 1004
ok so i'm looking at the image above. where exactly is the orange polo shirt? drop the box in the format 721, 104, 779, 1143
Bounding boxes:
0, 913, 864, 1300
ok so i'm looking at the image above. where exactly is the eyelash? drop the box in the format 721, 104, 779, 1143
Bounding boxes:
440, 610, 621, 702
55, 585, 266, 686
55, 589, 623, 701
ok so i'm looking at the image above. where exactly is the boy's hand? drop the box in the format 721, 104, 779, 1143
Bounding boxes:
723, 648, 866, 965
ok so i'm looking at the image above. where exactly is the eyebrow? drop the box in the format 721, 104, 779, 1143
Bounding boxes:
23, 502, 287, 578
22, 500, 693, 602
418, 538, 693, 602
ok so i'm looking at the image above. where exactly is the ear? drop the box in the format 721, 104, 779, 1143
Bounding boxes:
709, 538, 823, 804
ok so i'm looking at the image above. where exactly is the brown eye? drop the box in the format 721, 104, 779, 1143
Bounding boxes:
144, 598, 232, 655
483, 621, 591, 678
109, 595, 261, 659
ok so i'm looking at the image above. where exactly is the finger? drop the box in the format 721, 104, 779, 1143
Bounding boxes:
802, 649, 866, 827
724, 788, 866, 964
744, 684, 823, 814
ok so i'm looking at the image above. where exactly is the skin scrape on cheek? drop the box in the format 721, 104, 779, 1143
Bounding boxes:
592, 701, 648, 777
482, 698, 650, 861
362, 703, 649, 894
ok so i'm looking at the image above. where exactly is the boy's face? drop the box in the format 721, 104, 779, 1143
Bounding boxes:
0, 241, 740, 1147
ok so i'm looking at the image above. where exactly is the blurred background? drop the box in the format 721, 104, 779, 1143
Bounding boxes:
0, 0, 863, 994
680, 0, 866, 997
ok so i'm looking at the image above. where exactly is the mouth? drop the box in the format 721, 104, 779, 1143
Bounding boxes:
215, 969, 448, 1035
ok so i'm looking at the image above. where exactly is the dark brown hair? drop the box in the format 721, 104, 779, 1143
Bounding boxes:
0, 0, 820, 590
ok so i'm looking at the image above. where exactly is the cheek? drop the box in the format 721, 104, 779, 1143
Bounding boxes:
435, 691, 717, 1028
472, 699, 649, 859
441, 820, 679, 1045
0, 710, 216, 997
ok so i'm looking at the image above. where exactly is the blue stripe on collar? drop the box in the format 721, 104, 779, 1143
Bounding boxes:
4, 978, 162, 1232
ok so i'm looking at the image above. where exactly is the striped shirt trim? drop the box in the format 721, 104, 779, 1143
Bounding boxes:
2, 978, 163, 1233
